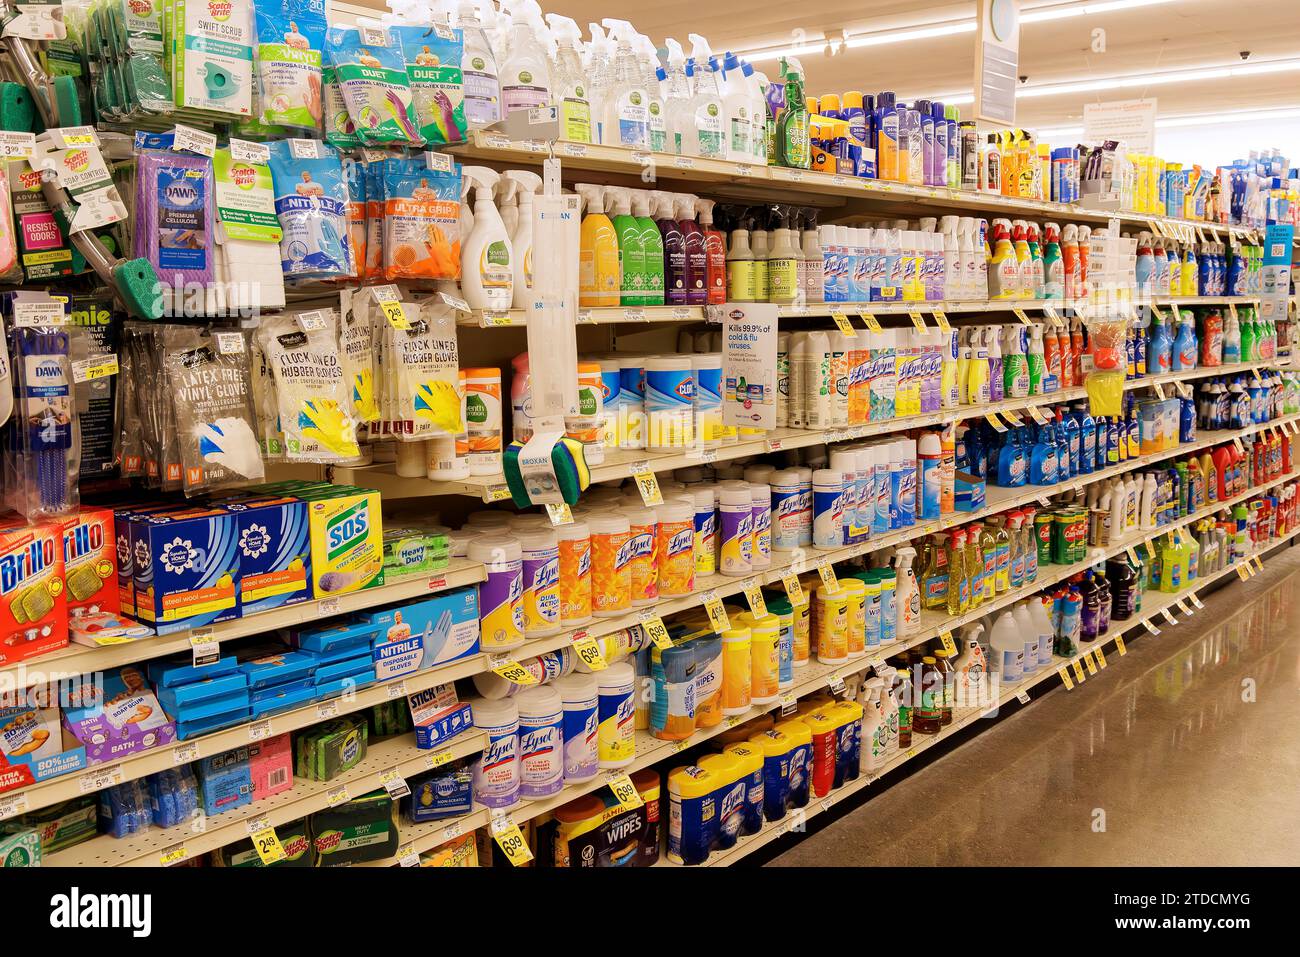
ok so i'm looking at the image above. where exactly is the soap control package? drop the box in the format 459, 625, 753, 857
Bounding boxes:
253, 0, 327, 130
325, 23, 423, 146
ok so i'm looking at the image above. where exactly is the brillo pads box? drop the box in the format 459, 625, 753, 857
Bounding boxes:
58, 508, 119, 619
0, 520, 69, 666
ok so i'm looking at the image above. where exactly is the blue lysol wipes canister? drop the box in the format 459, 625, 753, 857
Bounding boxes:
724, 742, 765, 837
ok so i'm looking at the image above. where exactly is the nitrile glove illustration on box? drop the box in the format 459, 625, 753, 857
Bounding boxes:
357, 588, 480, 681
61, 667, 177, 763
408, 683, 473, 750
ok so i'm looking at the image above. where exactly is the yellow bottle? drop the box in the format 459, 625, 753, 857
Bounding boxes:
964, 526, 985, 609
1017, 131, 1036, 198
576, 184, 619, 306
999, 131, 1017, 196
946, 529, 969, 616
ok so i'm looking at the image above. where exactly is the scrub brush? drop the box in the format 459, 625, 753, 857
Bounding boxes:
502, 437, 590, 508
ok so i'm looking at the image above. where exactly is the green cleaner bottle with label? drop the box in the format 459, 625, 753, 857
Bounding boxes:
777, 56, 809, 169
607, 187, 647, 305
633, 190, 664, 305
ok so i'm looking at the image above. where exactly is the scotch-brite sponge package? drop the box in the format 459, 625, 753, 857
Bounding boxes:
253, 0, 327, 130
325, 23, 423, 147
171, 0, 255, 118
266, 139, 352, 279
394, 22, 466, 147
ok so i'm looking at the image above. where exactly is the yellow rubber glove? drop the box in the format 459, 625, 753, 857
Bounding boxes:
297, 398, 360, 458
413, 379, 463, 434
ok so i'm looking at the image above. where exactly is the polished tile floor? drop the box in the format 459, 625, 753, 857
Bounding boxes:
771, 545, 1300, 867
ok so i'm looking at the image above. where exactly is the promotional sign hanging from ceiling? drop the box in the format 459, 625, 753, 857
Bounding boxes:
1083, 98, 1159, 153
974, 0, 1020, 126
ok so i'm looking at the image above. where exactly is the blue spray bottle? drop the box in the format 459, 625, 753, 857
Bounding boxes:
997, 428, 1026, 487
1172, 312, 1197, 371
1149, 311, 1173, 374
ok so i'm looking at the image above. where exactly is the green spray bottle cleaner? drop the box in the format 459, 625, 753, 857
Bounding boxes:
776, 56, 809, 169
632, 190, 664, 305
607, 187, 647, 305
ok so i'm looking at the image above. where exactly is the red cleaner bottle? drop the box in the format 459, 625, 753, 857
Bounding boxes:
1061, 223, 1080, 300
696, 197, 726, 305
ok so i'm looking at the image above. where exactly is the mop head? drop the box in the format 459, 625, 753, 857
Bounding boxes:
0, 83, 34, 133
502, 437, 590, 508
113, 258, 165, 320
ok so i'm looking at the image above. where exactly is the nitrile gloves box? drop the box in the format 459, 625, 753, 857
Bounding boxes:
408, 683, 473, 750
358, 588, 480, 682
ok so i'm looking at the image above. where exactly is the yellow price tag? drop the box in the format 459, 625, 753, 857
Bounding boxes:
1252, 556, 1264, 572
545, 502, 574, 525
1175, 598, 1193, 616
937, 630, 957, 656
1189, 594, 1205, 610
908, 310, 927, 332
831, 313, 858, 338
1094, 646, 1107, 669
490, 816, 533, 866
572, 633, 608, 671
1027, 405, 1050, 425
1236, 563, 1250, 581
1083, 651, 1098, 676
782, 573, 805, 606
1114, 635, 1127, 656
251, 826, 288, 865
159, 844, 188, 867
607, 772, 644, 809
1153, 382, 1167, 400
1149, 301, 1165, 322
1228, 302, 1239, 321
491, 658, 539, 685
1042, 304, 1062, 326
816, 560, 839, 592
932, 309, 951, 333
380, 298, 411, 330
1231, 436, 1244, 454
743, 581, 768, 618
984, 412, 1007, 433
859, 313, 882, 333
1141, 619, 1161, 635
641, 616, 673, 649
1001, 409, 1023, 427
1126, 546, 1140, 564
1057, 666, 1075, 691
1071, 659, 1086, 683
702, 592, 732, 633
1013, 308, 1031, 325
633, 469, 664, 506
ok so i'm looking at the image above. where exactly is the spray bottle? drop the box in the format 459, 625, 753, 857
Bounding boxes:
676, 193, 706, 305
727, 214, 755, 302
988, 219, 1018, 300
633, 191, 664, 305
654, 190, 687, 305
607, 187, 647, 306
777, 56, 810, 169
1042, 222, 1062, 299
600, 20, 648, 148
499, 0, 552, 115
686, 34, 725, 159
545, 14, 593, 143
456, 0, 501, 128
697, 198, 726, 305
1012, 220, 1033, 299
505, 170, 541, 308
660, 39, 692, 155
894, 545, 920, 636
634, 34, 669, 153
585, 23, 613, 142
576, 184, 618, 306
460, 167, 514, 310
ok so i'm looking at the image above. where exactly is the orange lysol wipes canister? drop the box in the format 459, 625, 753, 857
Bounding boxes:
555, 520, 592, 625
655, 499, 695, 597
588, 512, 631, 617
622, 504, 660, 607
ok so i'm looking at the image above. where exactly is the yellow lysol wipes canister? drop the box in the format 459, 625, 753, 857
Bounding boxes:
668, 765, 717, 866
696, 751, 745, 852
723, 742, 765, 836
468, 534, 525, 651
733, 611, 780, 706
838, 578, 866, 658
719, 628, 752, 716
596, 662, 636, 768
814, 585, 849, 665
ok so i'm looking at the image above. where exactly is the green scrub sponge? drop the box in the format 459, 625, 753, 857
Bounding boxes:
112, 258, 164, 320
0, 83, 34, 132
502, 437, 590, 508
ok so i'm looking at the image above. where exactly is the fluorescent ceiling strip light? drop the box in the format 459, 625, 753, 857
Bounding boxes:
738, 0, 1181, 62
1037, 107, 1300, 139
1021, 0, 1179, 23
843, 21, 975, 49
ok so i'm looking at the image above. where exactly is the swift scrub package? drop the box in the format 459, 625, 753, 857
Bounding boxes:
394, 22, 466, 147
253, 0, 327, 131
256, 308, 361, 462
161, 325, 266, 495
325, 23, 423, 147
266, 139, 352, 279
169, 0, 255, 118
379, 156, 461, 281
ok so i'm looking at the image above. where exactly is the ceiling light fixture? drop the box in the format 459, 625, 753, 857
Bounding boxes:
737, 0, 1181, 63
1036, 106, 1300, 140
